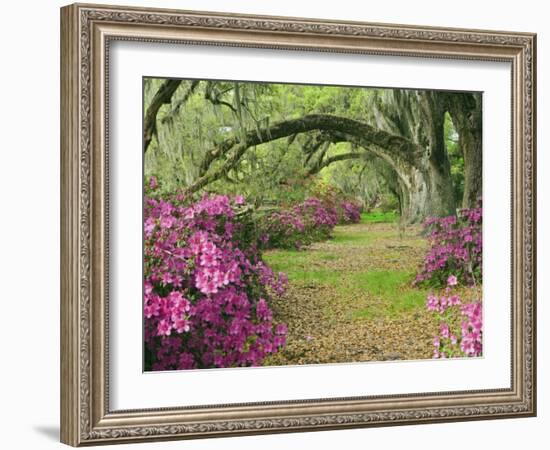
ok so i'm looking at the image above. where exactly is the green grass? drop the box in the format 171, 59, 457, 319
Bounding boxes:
331, 228, 396, 246
263, 221, 427, 320
263, 249, 341, 284
331, 228, 373, 245
360, 210, 397, 224
349, 270, 427, 319
351, 270, 411, 293
264, 246, 427, 319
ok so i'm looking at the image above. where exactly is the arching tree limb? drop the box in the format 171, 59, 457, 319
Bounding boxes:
160, 80, 200, 125
192, 113, 423, 192
143, 79, 182, 153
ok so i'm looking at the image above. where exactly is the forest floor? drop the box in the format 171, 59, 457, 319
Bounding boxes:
262, 213, 440, 366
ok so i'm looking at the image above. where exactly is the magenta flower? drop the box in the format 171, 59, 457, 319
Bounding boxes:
415, 202, 482, 288
161, 272, 173, 285
144, 188, 287, 371
427, 284, 482, 359
157, 319, 172, 336
447, 275, 458, 286
426, 294, 439, 312
448, 295, 461, 306
160, 215, 175, 229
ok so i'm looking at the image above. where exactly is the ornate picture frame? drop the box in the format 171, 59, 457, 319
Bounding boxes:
60, 3, 536, 446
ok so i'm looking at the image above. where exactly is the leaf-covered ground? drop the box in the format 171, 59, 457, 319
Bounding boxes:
262, 216, 442, 366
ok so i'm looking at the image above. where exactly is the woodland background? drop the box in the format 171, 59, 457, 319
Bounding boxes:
144, 79, 481, 224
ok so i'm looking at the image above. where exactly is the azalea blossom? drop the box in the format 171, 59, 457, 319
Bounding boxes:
143, 182, 288, 370
447, 275, 458, 286
427, 283, 482, 359
415, 202, 482, 287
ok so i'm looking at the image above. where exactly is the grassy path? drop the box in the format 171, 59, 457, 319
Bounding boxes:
262, 215, 439, 366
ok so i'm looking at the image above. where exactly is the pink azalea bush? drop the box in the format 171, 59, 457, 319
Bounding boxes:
259, 196, 361, 250
340, 200, 362, 224
259, 197, 339, 249
144, 178, 288, 370
257, 209, 306, 250
427, 275, 483, 358
415, 201, 482, 287
295, 197, 339, 237
310, 181, 362, 225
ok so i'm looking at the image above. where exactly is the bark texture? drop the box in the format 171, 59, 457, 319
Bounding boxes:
143, 79, 182, 153
366, 90, 457, 221
446, 93, 482, 208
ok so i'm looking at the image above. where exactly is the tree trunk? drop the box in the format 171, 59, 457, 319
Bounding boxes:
368, 90, 456, 222
382, 164, 453, 223
462, 129, 482, 208
417, 91, 457, 218
143, 79, 182, 153
446, 93, 482, 208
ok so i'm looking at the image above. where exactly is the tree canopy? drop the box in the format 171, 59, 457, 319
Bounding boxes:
144, 78, 481, 222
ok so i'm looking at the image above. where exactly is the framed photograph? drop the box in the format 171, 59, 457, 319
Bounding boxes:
60, 3, 536, 446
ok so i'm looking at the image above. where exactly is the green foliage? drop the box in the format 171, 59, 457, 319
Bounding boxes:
445, 112, 465, 202
144, 78, 470, 218
378, 194, 400, 213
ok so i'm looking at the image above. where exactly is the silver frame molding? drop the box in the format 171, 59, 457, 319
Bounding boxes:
60, 3, 536, 446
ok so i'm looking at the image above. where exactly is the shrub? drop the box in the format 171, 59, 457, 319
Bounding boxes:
257, 209, 307, 250
295, 197, 339, 238
258, 194, 362, 250
143, 179, 288, 370
310, 181, 362, 224
340, 200, 361, 224
427, 275, 483, 358
415, 201, 482, 287
258, 197, 340, 249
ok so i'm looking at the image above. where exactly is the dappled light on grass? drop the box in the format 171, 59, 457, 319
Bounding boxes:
263, 220, 441, 365
349, 271, 428, 319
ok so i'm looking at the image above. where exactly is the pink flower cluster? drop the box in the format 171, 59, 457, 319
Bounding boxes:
259, 209, 306, 249
260, 196, 355, 249
415, 201, 482, 287
459, 302, 483, 357
144, 181, 288, 370
428, 276, 483, 359
295, 197, 338, 229
340, 200, 362, 224
309, 182, 362, 225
